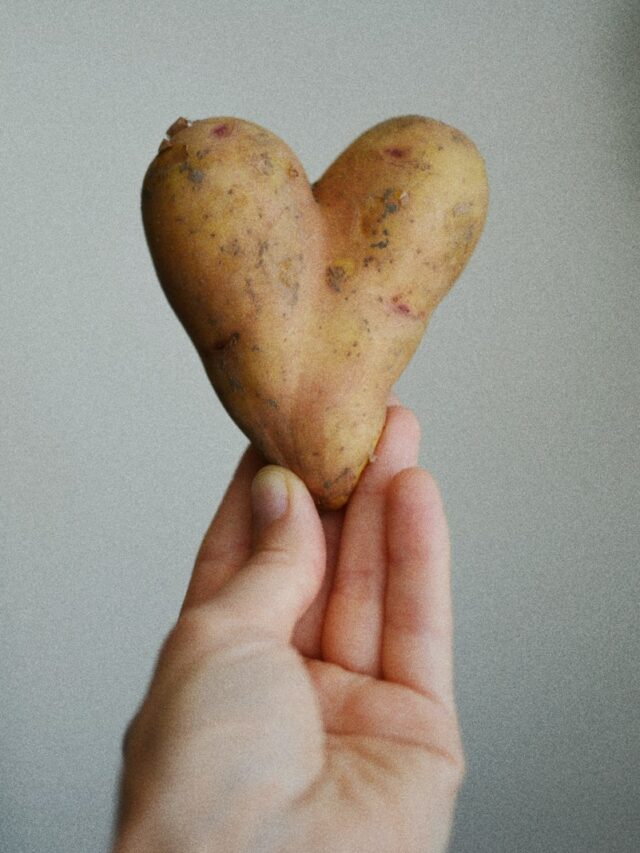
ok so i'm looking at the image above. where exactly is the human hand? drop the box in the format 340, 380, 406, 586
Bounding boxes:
115, 401, 464, 852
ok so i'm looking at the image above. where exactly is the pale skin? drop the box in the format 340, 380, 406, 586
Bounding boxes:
115, 399, 464, 852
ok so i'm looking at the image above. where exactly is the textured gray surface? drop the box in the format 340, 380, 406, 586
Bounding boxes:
2, 1, 639, 851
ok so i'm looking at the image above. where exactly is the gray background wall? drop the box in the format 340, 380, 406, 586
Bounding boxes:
2, 1, 638, 851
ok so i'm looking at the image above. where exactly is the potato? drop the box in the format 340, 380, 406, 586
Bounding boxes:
142, 115, 488, 509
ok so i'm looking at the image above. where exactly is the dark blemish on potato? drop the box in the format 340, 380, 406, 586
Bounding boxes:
326, 265, 346, 293
385, 147, 409, 159
213, 331, 240, 352
166, 117, 190, 137
450, 131, 466, 144
363, 256, 375, 268
220, 238, 242, 256
252, 152, 274, 175
288, 164, 299, 178
267, 399, 278, 409
228, 376, 244, 392
210, 123, 231, 138
323, 480, 332, 490
370, 239, 389, 249
396, 303, 412, 316
188, 169, 204, 184
382, 228, 389, 236
384, 203, 398, 215
251, 344, 261, 352
244, 276, 259, 306
196, 148, 211, 159
155, 143, 188, 167
291, 281, 300, 304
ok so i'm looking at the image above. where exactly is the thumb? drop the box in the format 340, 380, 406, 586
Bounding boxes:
213, 465, 326, 639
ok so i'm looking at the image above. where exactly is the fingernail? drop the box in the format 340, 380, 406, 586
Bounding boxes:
251, 467, 289, 530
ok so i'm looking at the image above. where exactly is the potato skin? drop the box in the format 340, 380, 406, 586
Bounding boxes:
142, 116, 488, 509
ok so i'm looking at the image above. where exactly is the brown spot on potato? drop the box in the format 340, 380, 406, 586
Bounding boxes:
326, 265, 346, 292
213, 331, 240, 351
166, 117, 190, 137
385, 146, 410, 159
154, 142, 188, 167
252, 152, 274, 175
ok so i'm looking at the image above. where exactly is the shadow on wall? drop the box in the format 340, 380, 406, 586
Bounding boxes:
612, 1, 640, 192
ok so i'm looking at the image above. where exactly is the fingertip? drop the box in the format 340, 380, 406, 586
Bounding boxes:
388, 466, 442, 510
389, 465, 440, 497
387, 467, 450, 562
385, 404, 421, 448
361, 405, 421, 486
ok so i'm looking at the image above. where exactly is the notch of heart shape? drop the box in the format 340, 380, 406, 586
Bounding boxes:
142, 115, 488, 509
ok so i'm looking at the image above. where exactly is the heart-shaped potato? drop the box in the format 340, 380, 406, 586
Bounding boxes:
142, 115, 488, 509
